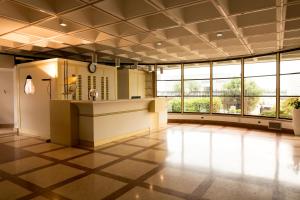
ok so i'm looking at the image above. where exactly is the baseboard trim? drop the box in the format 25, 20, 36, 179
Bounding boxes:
168, 119, 294, 134
0, 124, 14, 128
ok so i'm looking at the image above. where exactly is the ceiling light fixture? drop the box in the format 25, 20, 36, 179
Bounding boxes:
59, 19, 67, 27
24, 75, 35, 95
60, 22, 67, 27
216, 33, 223, 37
156, 42, 162, 46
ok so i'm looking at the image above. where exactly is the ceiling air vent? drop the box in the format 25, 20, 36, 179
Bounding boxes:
268, 122, 282, 130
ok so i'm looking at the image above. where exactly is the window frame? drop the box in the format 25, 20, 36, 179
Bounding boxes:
183, 63, 211, 114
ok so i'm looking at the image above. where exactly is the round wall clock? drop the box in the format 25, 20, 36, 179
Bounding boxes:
88, 63, 97, 73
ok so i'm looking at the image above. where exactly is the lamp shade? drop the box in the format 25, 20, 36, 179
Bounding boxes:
24, 75, 35, 95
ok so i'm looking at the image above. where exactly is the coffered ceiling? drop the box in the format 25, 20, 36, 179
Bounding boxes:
0, 0, 299, 63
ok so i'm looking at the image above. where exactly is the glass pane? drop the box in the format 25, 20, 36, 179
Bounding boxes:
184, 97, 210, 113
280, 97, 299, 119
244, 97, 276, 117
244, 76, 276, 96
280, 50, 300, 74
184, 80, 210, 96
184, 63, 210, 79
213, 60, 241, 78
213, 78, 241, 97
167, 97, 181, 112
244, 55, 276, 77
157, 81, 181, 96
280, 74, 300, 96
157, 65, 181, 80
213, 97, 241, 114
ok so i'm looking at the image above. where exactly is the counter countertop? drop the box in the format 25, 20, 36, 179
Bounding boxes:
70, 98, 159, 104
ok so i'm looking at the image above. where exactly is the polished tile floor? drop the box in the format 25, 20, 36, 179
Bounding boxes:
0, 124, 300, 200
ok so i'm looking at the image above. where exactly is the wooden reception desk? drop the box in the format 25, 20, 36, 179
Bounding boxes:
50, 98, 167, 148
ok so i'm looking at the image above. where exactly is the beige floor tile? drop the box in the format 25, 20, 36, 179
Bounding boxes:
203, 177, 273, 200
101, 144, 143, 156
54, 174, 126, 200
68, 153, 118, 169
102, 159, 157, 180
0, 128, 15, 134
146, 167, 206, 194
117, 186, 183, 200
23, 143, 63, 153
30, 196, 49, 200
5, 138, 43, 148
0, 135, 28, 143
283, 189, 300, 200
0, 156, 52, 175
134, 149, 169, 163
146, 133, 167, 140
114, 136, 137, 143
126, 138, 160, 147
20, 164, 84, 188
42, 148, 88, 160
0, 180, 31, 200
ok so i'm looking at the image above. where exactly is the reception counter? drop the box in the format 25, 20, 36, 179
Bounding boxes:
50, 98, 167, 148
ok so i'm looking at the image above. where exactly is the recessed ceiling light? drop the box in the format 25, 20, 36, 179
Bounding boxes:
59, 19, 67, 27
216, 33, 223, 37
60, 22, 67, 27
156, 42, 162, 46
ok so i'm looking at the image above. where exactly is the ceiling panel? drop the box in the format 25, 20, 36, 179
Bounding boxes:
208, 30, 236, 41
218, 0, 276, 15
0, 0, 299, 63
285, 18, 300, 31
61, 6, 120, 27
71, 30, 115, 43
0, 17, 27, 35
155, 26, 192, 39
94, 0, 158, 19
0, 0, 51, 23
124, 32, 164, 44
232, 8, 277, 28
14, 0, 84, 14
168, 35, 203, 46
0, 32, 41, 44
98, 22, 145, 37
241, 23, 277, 36
168, 1, 221, 24
38, 18, 88, 34
129, 13, 178, 31
52, 35, 91, 46
185, 18, 230, 34
286, 3, 300, 20
284, 29, 300, 39
17, 26, 62, 38
99, 38, 135, 48
152, 0, 205, 9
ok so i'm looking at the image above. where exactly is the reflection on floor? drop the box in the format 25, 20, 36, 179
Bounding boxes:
0, 124, 300, 200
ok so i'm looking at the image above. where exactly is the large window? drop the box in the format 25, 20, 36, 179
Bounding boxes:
156, 65, 181, 112
244, 55, 276, 117
212, 60, 241, 114
280, 50, 300, 119
184, 63, 210, 113
155, 49, 300, 119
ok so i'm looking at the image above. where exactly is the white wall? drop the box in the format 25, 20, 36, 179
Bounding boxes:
18, 59, 56, 139
0, 69, 14, 124
0, 55, 15, 125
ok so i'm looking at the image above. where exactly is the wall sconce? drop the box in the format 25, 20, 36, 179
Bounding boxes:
24, 75, 35, 95
160, 67, 163, 74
